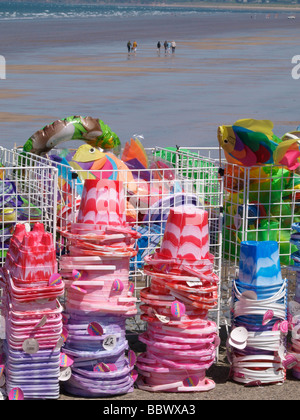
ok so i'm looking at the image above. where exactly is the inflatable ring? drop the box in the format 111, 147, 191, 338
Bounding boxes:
23, 116, 121, 155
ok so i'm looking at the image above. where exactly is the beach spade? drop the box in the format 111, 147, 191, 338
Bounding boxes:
8, 387, 24, 401
262, 310, 274, 326
49, 273, 62, 287
93, 363, 117, 373
87, 322, 104, 337
112, 279, 124, 292
60, 353, 74, 368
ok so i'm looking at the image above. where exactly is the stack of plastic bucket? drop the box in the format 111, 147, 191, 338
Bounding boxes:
58, 179, 140, 397
228, 240, 289, 386
0, 223, 65, 400
285, 222, 300, 378
136, 205, 220, 392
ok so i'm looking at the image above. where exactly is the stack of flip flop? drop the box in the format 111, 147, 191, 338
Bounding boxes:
285, 222, 300, 378
228, 240, 289, 386
136, 205, 220, 392
58, 179, 140, 397
0, 223, 65, 400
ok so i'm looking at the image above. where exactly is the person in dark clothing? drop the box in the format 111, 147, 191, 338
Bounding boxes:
127, 41, 132, 53
163, 40, 168, 53
157, 41, 161, 53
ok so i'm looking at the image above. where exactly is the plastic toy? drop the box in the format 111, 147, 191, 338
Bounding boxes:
228, 241, 288, 386
218, 118, 300, 170
59, 179, 139, 397
0, 222, 65, 399
137, 205, 220, 392
23, 116, 121, 156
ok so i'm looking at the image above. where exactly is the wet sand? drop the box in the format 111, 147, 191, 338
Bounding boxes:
1, 11, 300, 150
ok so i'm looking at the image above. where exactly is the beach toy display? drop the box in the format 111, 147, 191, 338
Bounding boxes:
228, 241, 289, 386
20, 123, 207, 285
219, 118, 300, 267
285, 222, 300, 378
0, 222, 65, 399
29, 131, 201, 268
223, 163, 300, 266
58, 179, 140, 397
136, 205, 220, 392
0, 178, 43, 260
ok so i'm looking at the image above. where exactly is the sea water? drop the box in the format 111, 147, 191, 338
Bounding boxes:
0, 2, 275, 21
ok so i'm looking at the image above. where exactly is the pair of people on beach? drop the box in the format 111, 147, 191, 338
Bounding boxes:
159, 40, 176, 53
127, 41, 137, 53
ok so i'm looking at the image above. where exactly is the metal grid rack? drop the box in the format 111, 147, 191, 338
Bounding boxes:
174, 146, 299, 323
0, 147, 58, 266
172, 146, 299, 267
11, 145, 224, 329
221, 160, 300, 308
222, 162, 298, 268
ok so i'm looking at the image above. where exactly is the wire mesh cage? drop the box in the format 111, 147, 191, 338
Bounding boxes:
0, 147, 58, 266
222, 162, 298, 268
168, 146, 300, 325
11, 145, 224, 331
174, 146, 299, 268
221, 160, 300, 310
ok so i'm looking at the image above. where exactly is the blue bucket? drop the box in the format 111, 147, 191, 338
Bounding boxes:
239, 241, 282, 287
234, 314, 278, 325
233, 317, 282, 331
234, 279, 286, 302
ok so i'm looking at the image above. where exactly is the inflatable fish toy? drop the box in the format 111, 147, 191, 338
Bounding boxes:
23, 116, 121, 155
68, 144, 106, 174
68, 143, 137, 194
218, 118, 300, 170
218, 119, 281, 166
273, 130, 300, 170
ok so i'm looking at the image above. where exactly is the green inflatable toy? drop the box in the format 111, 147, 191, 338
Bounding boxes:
23, 116, 121, 156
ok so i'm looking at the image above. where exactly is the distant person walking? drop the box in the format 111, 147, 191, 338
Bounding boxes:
132, 40, 137, 53
164, 40, 168, 53
171, 40, 176, 53
127, 41, 132, 53
157, 41, 161, 53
